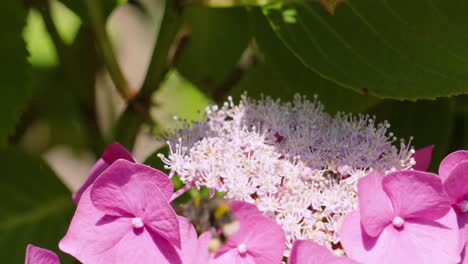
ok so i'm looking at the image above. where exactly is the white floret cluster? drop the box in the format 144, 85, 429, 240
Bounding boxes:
158, 94, 415, 255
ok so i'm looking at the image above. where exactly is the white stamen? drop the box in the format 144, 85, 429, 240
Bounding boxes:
132, 217, 144, 228
459, 200, 468, 213
392, 216, 405, 228
237, 243, 247, 254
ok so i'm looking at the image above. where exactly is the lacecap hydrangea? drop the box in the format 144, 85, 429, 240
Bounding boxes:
159, 94, 415, 254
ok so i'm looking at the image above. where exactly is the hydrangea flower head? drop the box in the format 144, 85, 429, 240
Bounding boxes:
340, 170, 460, 263
60, 159, 182, 264
25, 245, 60, 264
159, 94, 415, 252
289, 240, 356, 264
209, 201, 285, 264
73, 142, 135, 203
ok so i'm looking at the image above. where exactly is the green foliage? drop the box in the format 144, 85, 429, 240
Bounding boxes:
232, 9, 379, 114
368, 99, 455, 171
0, 148, 75, 263
454, 96, 468, 150
23, 9, 58, 66
0, 1, 31, 148
176, 6, 251, 98
263, 1, 468, 100
153, 70, 211, 131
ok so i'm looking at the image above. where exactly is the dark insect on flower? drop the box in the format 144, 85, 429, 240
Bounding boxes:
181, 197, 240, 252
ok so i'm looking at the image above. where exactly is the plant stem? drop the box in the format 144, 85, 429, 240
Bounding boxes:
84, 0, 134, 101
38, 2, 67, 64
138, 0, 185, 99
170, 183, 194, 202
115, 0, 185, 149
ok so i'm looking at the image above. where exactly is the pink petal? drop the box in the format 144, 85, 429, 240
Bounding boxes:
462, 247, 468, 264
210, 249, 256, 264
72, 142, 135, 203
439, 150, 468, 182
72, 159, 109, 203
341, 209, 460, 263
197, 232, 212, 259
443, 160, 468, 203
25, 245, 60, 264
458, 212, 468, 263
102, 142, 135, 164
214, 214, 285, 264
177, 217, 211, 264
90, 159, 173, 215
60, 188, 136, 263
289, 240, 356, 264
91, 160, 180, 247
357, 171, 394, 237
229, 200, 261, 219
382, 170, 450, 220
177, 217, 198, 260
114, 229, 182, 264
412, 145, 434, 171
60, 187, 181, 263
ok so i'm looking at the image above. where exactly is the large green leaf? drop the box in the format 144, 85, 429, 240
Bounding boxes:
176, 6, 251, 98
152, 70, 211, 131
454, 95, 468, 150
0, 1, 31, 147
263, 1, 468, 100
0, 148, 75, 263
232, 9, 379, 114
368, 98, 455, 171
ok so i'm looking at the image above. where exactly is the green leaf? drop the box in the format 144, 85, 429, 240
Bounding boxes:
232, 9, 379, 114
0, 148, 75, 263
368, 98, 455, 171
0, 1, 31, 147
454, 95, 468, 150
21, 67, 89, 152
176, 6, 251, 98
153, 70, 211, 131
23, 9, 58, 67
144, 146, 169, 173
263, 1, 468, 100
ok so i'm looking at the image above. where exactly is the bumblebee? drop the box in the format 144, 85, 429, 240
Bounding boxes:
181, 197, 240, 252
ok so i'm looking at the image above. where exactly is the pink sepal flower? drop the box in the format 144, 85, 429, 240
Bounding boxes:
73, 142, 135, 203
288, 240, 356, 264
178, 216, 212, 264
341, 170, 460, 263
25, 245, 60, 264
60, 160, 182, 264
412, 145, 434, 171
209, 201, 285, 264
439, 150, 468, 182
439, 150, 468, 263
